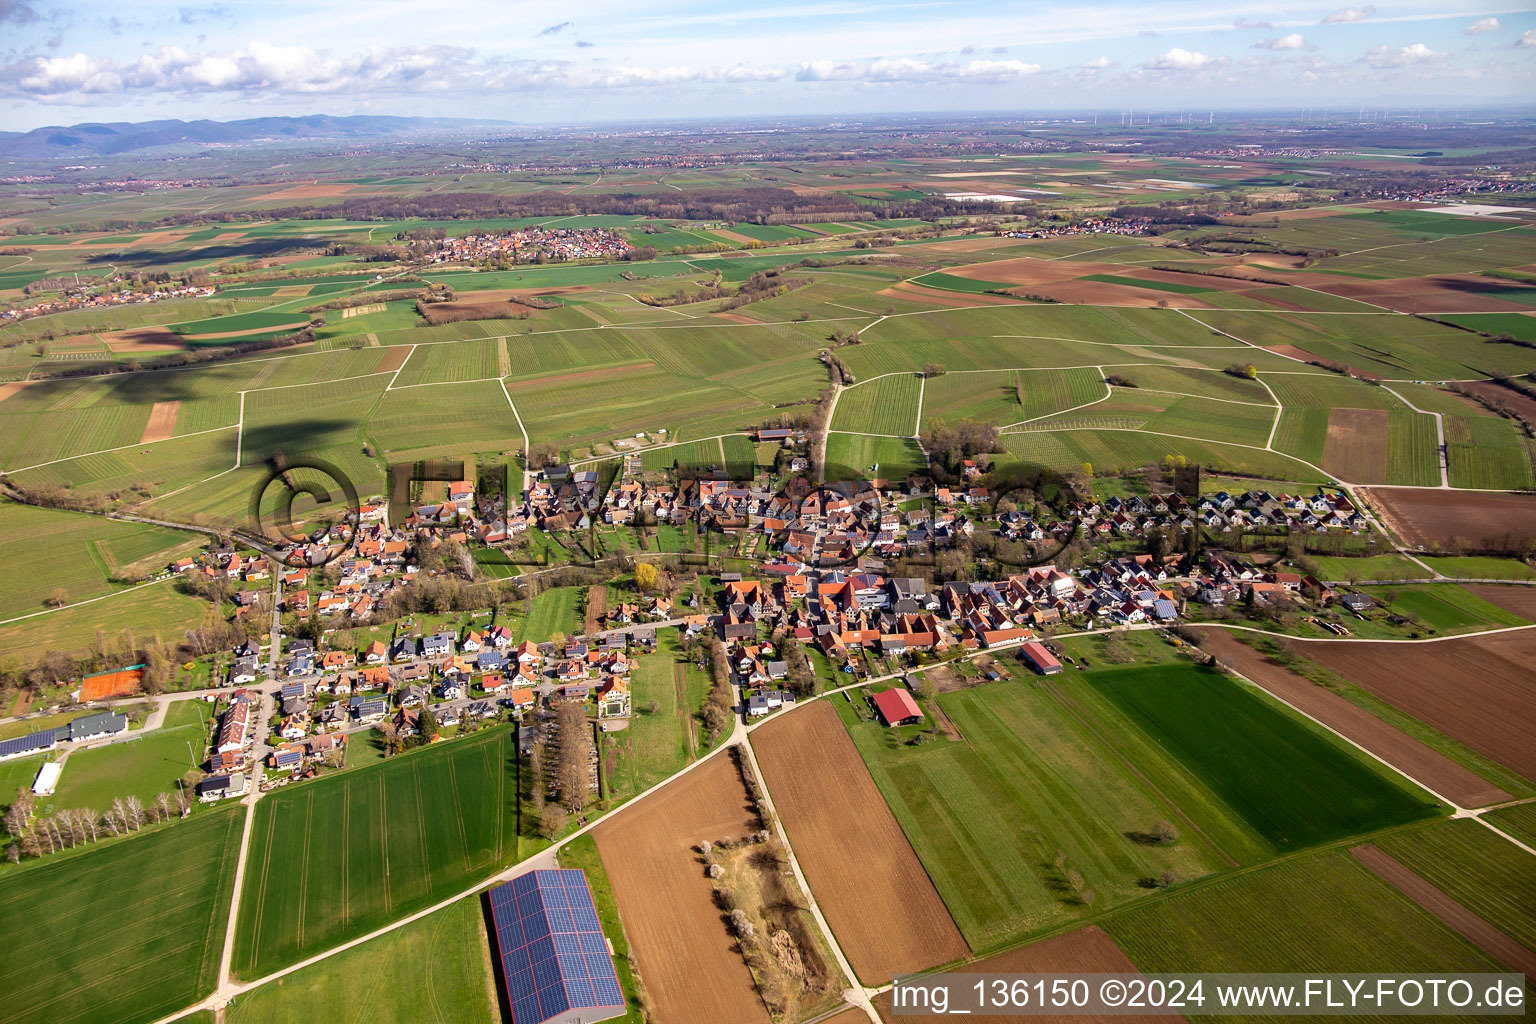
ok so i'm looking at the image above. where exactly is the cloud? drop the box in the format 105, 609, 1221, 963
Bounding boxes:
0, 0, 38, 25
0, 44, 809, 99
537, 21, 572, 37
1137, 29, 1159, 37
1360, 41, 1442, 67
574, 39, 594, 48
1321, 4, 1373, 24
1232, 17, 1273, 30
1516, 28, 1536, 47
1142, 47, 1215, 70
1081, 55, 1111, 69
795, 57, 1039, 83
1465, 17, 1500, 35
1253, 33, 1311, 51
178, 4, 232, 26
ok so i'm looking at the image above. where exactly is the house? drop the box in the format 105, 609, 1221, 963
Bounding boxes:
421, 633, 455, 658
195, 773, 247, 802
872, 688, 923, 727
508, 687, 536, 712
1018, 640, 1063, 676
1340, 591, 1375, 612
597, 677, 630, 718
399, 684, 428, 708
364, 641, 388, 664
351, 697, 388, 722
439, 679, 464, 701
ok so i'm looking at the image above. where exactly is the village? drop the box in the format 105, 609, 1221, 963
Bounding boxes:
412, 225, 633, 265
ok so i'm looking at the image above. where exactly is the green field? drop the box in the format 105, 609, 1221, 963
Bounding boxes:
606, 631, 712, 800
834, 671, 1233, 949
1376, 819, 1536, 955
832, 373, 922, 435
1089, 663, 1439, 851
1105, 847, 1504, 976
0, 807, 242, 1024
1307, 553, 1426, 581
1003, 427, 1327, 481
921, 367, 1106, 429
226, 896, 497, 1024
1485, 803, 1536, 847
0, 501, 193, 617
517, 586, 582, 642
1080, 273, 1214, 295
1377, 584, 1530, 633
1445, 414, 1534, 490
0, 581, 211, 660
824, 432, 926, 480
231, 728, 518, 978
1419, 556, 1536, 581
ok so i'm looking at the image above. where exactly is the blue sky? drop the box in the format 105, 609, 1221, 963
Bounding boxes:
0, 1, 1532, 129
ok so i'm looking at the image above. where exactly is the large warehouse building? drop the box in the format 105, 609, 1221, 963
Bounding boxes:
487, 869, 626, 1024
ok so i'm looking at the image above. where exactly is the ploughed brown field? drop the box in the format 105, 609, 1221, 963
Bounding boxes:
373, 345, 413, 374
752, 700, 969, 983
1307, 274, 1536, 315
592, 754, 771, 1024
1351, 845, 1536, 976
1191, 628, 1510, 807
1305, 631, 1536, 782
872, 927, 1182, 1024
1464, 584, 1536, 620
1457, 380, 1536, 422
140, 400, 180, 444
1362, 487, 1536, 552
1323, 408, 1390, 484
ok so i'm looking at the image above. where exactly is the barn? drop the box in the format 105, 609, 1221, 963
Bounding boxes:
1019, 640, 1063, 675
872, 687, 923, 727
487, 869, 626, 1024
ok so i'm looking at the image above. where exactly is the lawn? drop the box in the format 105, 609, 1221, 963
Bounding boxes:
1105, 847, 1504, 974
231, 727, 518, 978
557, 835, 647, 1024
824, 432, 925, 481
0, 806, 242, 1024
1088, 663, 1439, 852
1376, 819, 1536, 954
517, 586, 582, 643
832, 672, 1233, 950
1378, 584, 1530, 633
605, 631, 704, 801
226, 896, 497, 1024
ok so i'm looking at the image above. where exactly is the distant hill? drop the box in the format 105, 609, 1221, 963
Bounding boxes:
0, 114, 516, 159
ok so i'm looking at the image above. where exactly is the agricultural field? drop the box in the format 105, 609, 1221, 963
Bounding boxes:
231, 727, 518, 978
225, 896, 498, 1024
831, 372, 922, 435
0, 580, 211, 660
0, 807, 242, 1024
0, 501, 192, 616
1105, 847, 1506, 974
824, 432, 926, 480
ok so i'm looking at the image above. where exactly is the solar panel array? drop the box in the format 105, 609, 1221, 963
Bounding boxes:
489, 869, 625, 1024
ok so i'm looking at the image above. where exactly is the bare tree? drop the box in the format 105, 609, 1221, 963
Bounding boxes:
174, 788, 191, 818
110, 798, 129, 834
124, 795, 144, 830
155, 792, 172, 823
555, 701, 592, 812
81, 808, 98, 843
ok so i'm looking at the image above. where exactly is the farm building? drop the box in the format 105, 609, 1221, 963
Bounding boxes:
1019, 641, 1063, 675
872, 688, 923, 727
0, 710, 129, 760
487, 869, 625, 1024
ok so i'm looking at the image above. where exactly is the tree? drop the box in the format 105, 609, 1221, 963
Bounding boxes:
922, 363, 946, 378
1151, 820, 1179, 844
125, 795, 145, 830
538, 805, 567, 839
913, 674, 938, 703
44, 588, 68, 608
634, 562, 659, 593
556, 701, 592, 811
1081, 462, 1093, 479
417, 705, 439, 741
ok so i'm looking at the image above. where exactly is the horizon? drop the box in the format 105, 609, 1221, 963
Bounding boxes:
2, 1, 1534, 132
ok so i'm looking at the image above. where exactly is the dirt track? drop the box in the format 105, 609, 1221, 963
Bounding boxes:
1351, 844, 1536, 976
1306, 630, 1536, 782
1192, 628, 1511, 807
752, 700, 969, 983
593, 754, 771, 1024
872, 926, 1182, 1024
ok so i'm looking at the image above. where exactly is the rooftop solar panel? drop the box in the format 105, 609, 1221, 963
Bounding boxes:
487, 869, 626, 1024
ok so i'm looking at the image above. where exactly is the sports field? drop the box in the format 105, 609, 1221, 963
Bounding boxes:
0, 807, 242, 1024
231, 727, 518, 978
